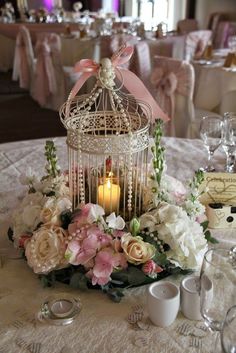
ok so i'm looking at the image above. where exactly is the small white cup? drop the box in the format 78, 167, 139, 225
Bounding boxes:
147, 281, 180, 327
180, 275, 202, 321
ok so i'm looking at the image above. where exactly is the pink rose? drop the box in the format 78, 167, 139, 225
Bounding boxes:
18, 234, 32, 248
142, 260, 163, 276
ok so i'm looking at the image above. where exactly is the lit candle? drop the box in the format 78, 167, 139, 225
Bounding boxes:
98, 178, 120, 214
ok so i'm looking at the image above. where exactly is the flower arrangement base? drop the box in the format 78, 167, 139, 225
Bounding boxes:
8, 124, 217, 303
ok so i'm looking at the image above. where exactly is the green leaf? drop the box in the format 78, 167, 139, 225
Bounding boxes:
127, 267, 148, 286
7, 227, 14, 242
154, 252, 168, 266
39, 273, 56, 287
104, 287, 124, 303
69, 272, 88, 290
201, 220, 209, 232
60, 210, 73, 230
205, 231, 219, 244
112, 266, 151, 286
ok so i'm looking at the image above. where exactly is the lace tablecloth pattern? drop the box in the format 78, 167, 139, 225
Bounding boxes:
0, 136, 235, 353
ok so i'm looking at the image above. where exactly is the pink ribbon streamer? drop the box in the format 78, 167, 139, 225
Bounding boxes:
70, 46, 169, 122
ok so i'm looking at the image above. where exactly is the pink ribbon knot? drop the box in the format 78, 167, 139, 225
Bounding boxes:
69, 45, 169, 123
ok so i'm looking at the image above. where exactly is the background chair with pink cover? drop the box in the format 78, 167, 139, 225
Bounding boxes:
150, 56, 195, 138
185, 30, 212, 60
213, 21, 236, 48
12, 25, 35, 90
31, 33, 79, 111
128, 41, 152, 91
177, 19, 198, 34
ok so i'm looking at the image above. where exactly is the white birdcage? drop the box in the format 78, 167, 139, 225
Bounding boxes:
60, 51, 151, 220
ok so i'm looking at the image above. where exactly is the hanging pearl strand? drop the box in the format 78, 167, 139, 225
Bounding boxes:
97, 57, 134, 213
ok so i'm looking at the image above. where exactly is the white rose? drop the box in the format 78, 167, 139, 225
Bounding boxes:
21, 191, 46, 207
55, 182, 70, 198
19, 167, 39, 186
33, 178, 54, 194
25, 225, 69, 274
22, 204, 42, 229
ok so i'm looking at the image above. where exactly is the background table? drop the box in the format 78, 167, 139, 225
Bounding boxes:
0, 136, 235, 353
193, 61, 236, 115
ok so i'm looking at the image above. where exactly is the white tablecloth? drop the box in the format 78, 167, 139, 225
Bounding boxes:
193, 62, 236, 115
0, 136, 235, 353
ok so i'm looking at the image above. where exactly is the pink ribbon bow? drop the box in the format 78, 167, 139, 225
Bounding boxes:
12, 26, 34, 89
151, 64, 192, 135
70, 46, 169, 123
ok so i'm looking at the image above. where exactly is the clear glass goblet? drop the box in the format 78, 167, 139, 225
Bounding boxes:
200, 248, 236, 352
200, 115, 223, 172
221, 305, 236, 353
222, 112, 236, 173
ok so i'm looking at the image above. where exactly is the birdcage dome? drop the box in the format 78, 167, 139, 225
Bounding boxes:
60, 57, 151, 154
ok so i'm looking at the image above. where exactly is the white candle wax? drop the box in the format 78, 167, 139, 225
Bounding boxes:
151, 283, 178, 300
50, 299, 74, 318
98, 178, 120, 214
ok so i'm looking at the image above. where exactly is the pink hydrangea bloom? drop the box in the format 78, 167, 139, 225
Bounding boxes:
93, 249, 117, 279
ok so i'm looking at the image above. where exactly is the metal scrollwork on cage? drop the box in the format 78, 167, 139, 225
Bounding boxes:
60, 53, 151, 220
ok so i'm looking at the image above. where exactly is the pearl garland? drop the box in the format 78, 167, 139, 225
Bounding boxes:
141, 230, 165, 253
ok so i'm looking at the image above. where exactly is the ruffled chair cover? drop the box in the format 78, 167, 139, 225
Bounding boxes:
12, 26, 34, 90
150, 56, 194, 138
32, 33, 79, 110
185, 30, 212, 60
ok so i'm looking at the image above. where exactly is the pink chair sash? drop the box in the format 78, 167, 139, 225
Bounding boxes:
185, 30, 212, 59
151, 57, 194, 136
32, 39, 57, 107
12, 26, 34, 89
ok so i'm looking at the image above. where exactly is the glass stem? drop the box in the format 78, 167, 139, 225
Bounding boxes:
213, 331, 221, 353
226, 154, 235, 172
207, 150, 214, 168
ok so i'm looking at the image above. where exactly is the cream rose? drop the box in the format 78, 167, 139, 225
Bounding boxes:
25, 225, 69, 274
40, 197, 72, 226
121, 234, 156, 265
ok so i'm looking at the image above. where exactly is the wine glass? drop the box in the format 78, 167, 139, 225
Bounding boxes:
200, 116, 223, 172
221, 305, 236, 353
222, 112, 236, 173
200, 248, 236, 352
